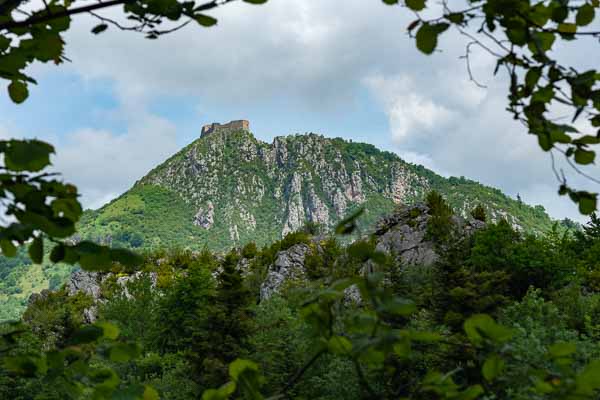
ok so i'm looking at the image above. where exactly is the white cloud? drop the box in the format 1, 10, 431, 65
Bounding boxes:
364, 74, 455, 142
51, 111, 179, 209
11, 0, 600, 220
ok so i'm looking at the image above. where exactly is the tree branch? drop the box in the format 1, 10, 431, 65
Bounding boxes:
0, 0, 237, 31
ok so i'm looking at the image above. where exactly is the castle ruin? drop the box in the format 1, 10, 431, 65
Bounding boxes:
201, 120, 250, 137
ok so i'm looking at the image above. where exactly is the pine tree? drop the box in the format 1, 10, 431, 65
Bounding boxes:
470, 204, 487, 222
584, 213, 600, 239
195, 250, 255, 389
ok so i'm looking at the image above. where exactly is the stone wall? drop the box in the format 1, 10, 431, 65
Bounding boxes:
201, 120, 250, 137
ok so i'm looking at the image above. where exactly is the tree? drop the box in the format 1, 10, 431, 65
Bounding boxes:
194, 251, 255, 389
470, 204, 487, 222
425, 190, 454, 241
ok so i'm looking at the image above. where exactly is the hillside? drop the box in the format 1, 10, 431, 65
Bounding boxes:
0, 121, 554, 319
78, 121, 552, 251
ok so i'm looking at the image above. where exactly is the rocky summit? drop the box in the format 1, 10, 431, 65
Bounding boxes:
77, 120, 552, 251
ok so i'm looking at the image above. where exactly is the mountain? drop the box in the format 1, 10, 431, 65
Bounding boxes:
77, 120, 552, 252
0, 120, 555, 320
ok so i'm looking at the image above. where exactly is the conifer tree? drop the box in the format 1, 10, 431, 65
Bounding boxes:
196, 250, 255, 389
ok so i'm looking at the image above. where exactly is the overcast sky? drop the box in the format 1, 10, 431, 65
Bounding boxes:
1, 0, 599, 222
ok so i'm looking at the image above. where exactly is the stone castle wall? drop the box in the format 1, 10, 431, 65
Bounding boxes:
201, 120, 250, 137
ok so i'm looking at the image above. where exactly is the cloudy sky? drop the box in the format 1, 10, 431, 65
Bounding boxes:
1, 0, 599, 221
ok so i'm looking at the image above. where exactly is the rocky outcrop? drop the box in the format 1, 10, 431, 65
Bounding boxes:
66, 270, 157, 323
260, 243, 311, 300
193, 201, 215, 229
375, 204, 485, 267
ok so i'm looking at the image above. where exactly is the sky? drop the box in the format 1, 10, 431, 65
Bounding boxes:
1, 0, 599, 222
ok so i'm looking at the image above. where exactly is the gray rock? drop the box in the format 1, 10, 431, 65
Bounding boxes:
374, 204, 485, 267
65, 269, 157, 323
260, 243, 311, 300
193, 201, 215, 229
67, 270, 102, 300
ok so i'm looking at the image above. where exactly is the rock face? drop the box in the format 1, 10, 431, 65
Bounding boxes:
65, 270, 157, 323
260, 243, 311, 300
375, 204, 485, 267
193, 201, 215, 228
259, 204, 486, 302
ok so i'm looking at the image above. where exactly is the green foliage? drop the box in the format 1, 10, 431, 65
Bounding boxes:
470, 205, 487, 222
425, 190, 454, 242
5, 206, 600, 399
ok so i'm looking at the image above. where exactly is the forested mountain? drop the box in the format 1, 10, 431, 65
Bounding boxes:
0, 121, 554, 320
78, 120, 552, 251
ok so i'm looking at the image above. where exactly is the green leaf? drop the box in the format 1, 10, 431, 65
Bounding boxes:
202, 382, 236, 400
525, 67, 542, 89
335, 208, 364, 235
194, 14, 218, 27
416, 23, 449, 54
51, 198, 83, 222
143, 386, 160, 400
0, 36, 10, 51
96, 322, 120, 340
110, 248, 143, 267
534, 379, 554, 394
548, 342, 577, 358
4, 139, 54, 172
0, 239, 16, 257
457, 385, 484, 400
243, 0, 268, 3
574, 148, 595, 165
91, 23, 109, 34
8, 81, 28, 104
379, 297, 416, 316
446, 12, 464, 24
558, 23, 577, 34
578, 192, 597, 214
328, 336, 352, 355
49, 243, 65, 263
3, 355, 47, 377
70, 325, 104, 345
229, 359, 259, 381
576, 360, 600, 395
109, 343, 141, 362
76, 241, 112, 271
405, 0, 425, 11
464, 314, 513, 346
227, 359, 263, 399
551, 5, 569, 23
529, 31, 556, 53
35, 35, 64, 62
574, 135, 600, 145
28, 237, 43, 264
393, 339, 411, 358
410, 331, 442, 342
382, 0, 398, 4
482, 354, 505, 382
576, 4, 595, 26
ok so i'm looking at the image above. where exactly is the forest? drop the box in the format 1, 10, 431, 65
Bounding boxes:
3, 192, 600, 399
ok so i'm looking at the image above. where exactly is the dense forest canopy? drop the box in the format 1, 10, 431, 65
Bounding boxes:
4, 196, 600, 399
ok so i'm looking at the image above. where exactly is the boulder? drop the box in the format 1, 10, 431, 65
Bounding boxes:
260, 243, 311, 300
